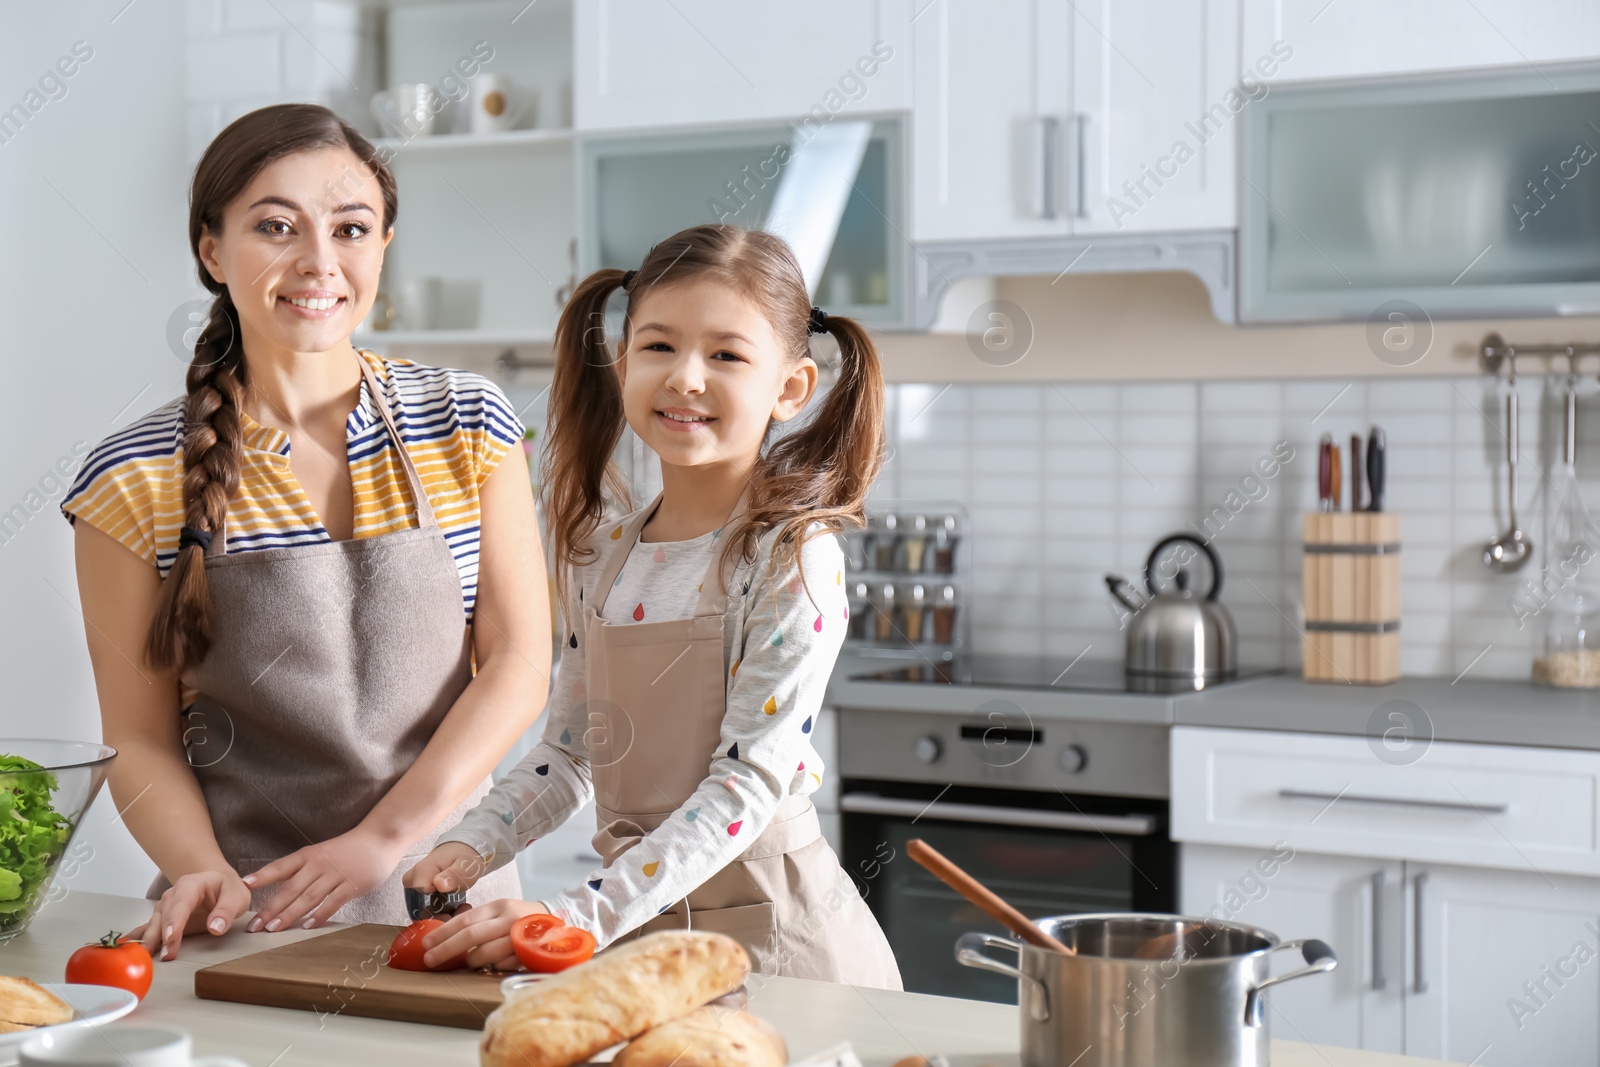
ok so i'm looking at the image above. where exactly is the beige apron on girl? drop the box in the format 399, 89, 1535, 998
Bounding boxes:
583, 492, 901, 989
148, 354, 521, 924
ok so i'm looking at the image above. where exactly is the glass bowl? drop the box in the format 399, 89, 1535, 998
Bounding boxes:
0, 740, 116, 943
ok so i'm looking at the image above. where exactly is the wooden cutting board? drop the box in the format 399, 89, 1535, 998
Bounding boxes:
194, 924, 511, 1030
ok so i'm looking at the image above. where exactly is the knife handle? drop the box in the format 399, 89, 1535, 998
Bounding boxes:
1350, 433, 1365, 511
1329, 444, 1342, 512
1318, 438, 1332, 512
1367, 427, 1386, 512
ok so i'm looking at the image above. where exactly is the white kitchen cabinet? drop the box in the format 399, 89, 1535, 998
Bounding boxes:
909, 0, 1072, 241
1240, 0, 1600, 83
1405, 862, 1600, 1067
1181, 844, 1405, 1054
574, 0, 911, 132
1069, 0, 1242, 234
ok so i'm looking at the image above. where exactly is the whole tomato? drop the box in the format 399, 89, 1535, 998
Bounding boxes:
65, 931, 153, 1001
387, 919, 467, 972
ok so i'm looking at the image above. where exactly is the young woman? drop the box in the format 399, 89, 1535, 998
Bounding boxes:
62, 104, 547, 959
404, 224, 901, 988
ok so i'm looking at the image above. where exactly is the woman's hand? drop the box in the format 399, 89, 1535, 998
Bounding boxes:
243, 828, 408, 933
420, 898, 550, 971
403, 841, 491, 895
127, 869, 252, 961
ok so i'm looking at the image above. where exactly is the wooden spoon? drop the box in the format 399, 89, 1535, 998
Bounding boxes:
906, 838, 1074, 956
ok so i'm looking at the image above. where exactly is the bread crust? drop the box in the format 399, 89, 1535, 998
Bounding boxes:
614, 1006, 787, 1067
479, 931, 750, 1067
0, 977, 72, 1027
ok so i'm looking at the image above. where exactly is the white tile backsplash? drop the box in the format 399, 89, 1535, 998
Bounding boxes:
872, 374, 1578, 682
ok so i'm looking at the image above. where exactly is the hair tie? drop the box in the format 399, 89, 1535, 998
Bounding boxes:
179, 526, 213, 552
808, 306, 829, 335
622, 269, 637, 289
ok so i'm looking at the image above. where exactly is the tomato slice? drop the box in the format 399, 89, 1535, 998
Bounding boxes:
510, 917, 597, 973
387, 919, 467, 971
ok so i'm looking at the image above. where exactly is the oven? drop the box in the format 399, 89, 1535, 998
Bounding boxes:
836, 693, 1177, 1004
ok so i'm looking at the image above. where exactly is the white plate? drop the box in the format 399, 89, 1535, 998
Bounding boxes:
0, 984, 139, 1065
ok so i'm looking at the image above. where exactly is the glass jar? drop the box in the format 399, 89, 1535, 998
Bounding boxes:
1534, 595, 1600, 688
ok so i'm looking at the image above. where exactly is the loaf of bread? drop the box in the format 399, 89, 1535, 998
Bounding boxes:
0, 976, 72, 1031
479, 931, 750, 1067
614, 1006, 787, 1067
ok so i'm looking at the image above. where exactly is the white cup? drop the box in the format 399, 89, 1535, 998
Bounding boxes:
398, 277, 444, 331
371, 83, 440, 139
20, 1027, 248, 1067
470, 74, 535, 134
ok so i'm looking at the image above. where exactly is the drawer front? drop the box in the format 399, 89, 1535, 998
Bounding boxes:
1171, 727, 1600, 876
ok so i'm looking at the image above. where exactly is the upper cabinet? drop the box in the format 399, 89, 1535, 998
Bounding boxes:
910, 0, 1241, 242
1241, 0, 1600, 83
574, 0, 912, 131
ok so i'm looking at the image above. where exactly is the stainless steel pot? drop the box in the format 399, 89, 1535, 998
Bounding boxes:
956, 913, 1335, 1067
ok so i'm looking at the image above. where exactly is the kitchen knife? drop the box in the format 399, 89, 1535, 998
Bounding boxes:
1318, 435, 1332, 513
1366, 425, 1386, 512
1329, 439, 1342, 511
405, 885, 468, 921
1350, 433, 1365, 512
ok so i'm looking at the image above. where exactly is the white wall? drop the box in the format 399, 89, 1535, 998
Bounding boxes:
0, 4, 193, 897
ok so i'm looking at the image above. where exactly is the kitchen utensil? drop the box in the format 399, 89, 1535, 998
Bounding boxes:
906, 839, 1074, 956
1350, 433, 1365, 511
1328, 441, 1342, 511
957, 914, 1336, 1067
194, 924, 506, 1030
0, 740, 116, 942
1485, 376, 1534, 571
20, 1026, 247, 1067
1317, 435, 1332, 512
370, 84, 439, 139
1366, 426, 1386, 512
404, 886, 467, 921
0, 986, 137, 1065
1104, 534, 1236, 689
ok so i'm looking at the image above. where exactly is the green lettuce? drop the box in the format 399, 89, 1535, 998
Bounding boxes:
0, 755, 74, 929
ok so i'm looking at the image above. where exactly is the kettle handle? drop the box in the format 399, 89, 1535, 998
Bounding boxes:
1145, 533, 1224, 601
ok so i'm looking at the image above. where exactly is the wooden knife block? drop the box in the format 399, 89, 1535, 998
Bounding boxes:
1302, 513, 1401, 684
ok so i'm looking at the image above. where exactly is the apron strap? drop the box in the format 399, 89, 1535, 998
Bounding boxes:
206, 351, 438, 555
357, 352, 439, 531
589, 483, 753, 619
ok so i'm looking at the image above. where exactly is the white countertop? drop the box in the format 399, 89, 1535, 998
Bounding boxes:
5, 891, 1462, 1066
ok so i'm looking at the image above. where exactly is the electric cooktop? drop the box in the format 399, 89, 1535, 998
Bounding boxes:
854, 654, 1280, 694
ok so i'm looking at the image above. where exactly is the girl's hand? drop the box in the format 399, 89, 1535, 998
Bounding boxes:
243, 829, 407, 933
127, 869, 252, 961
420, 898, 550, 971
403, 841, 491, 895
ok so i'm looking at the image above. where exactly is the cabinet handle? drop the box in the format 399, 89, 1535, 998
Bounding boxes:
1370, 869, 1386, 991
1413, 872, 1428, 994
1278, 789, 1509, 815
1037, 115, 1059, 219
1068, 112, 1087, 219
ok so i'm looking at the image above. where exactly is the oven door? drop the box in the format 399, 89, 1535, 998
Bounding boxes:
840, 778, 1176, 1003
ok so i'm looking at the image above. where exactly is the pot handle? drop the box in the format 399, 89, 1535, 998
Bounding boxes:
955, 933, 1051, 1022
1245, 939, 1337, 1028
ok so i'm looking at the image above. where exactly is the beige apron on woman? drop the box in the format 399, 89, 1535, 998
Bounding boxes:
583, 492, 901, 989
148, 354, 522, 923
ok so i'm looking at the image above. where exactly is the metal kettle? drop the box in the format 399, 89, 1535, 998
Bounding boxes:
1106, 533, 1236, 691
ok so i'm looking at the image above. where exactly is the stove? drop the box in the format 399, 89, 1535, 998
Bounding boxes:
854, 653, 1280, 694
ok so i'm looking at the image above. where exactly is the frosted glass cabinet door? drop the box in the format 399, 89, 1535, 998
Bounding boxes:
1241, 65, 1600, 322
1070, 0, 1242, 235
574, 0, 911, 131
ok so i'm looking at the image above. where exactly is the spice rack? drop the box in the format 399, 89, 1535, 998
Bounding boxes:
1302, 512, 1402, 684
842, 503, 969, 661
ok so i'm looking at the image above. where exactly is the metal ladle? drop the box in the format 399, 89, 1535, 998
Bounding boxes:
1485, 365, 1533, 572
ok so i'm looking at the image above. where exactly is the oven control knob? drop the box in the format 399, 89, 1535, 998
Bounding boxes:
1059, 744, 1088, 774
913, 735, 943, 765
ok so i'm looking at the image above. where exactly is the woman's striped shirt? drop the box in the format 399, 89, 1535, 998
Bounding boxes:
61, 351, 525, 622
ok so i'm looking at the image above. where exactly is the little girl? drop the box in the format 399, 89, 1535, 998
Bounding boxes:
405, 224, 901, 988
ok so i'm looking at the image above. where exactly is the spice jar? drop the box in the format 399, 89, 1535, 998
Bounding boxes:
902, 515, 930, 573
931, 515, 959, 574
901, 583, 928, 642
872, 514, 900, 571
871, 582, 897, 642
931, 584, 959, 645
847, 581, 871, 641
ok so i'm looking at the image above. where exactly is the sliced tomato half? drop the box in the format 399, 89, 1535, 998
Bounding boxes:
509, 914, 596, 973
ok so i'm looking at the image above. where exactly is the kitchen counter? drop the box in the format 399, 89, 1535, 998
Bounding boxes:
7, 890, 1464, 1066
829, 650, 1600, 751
